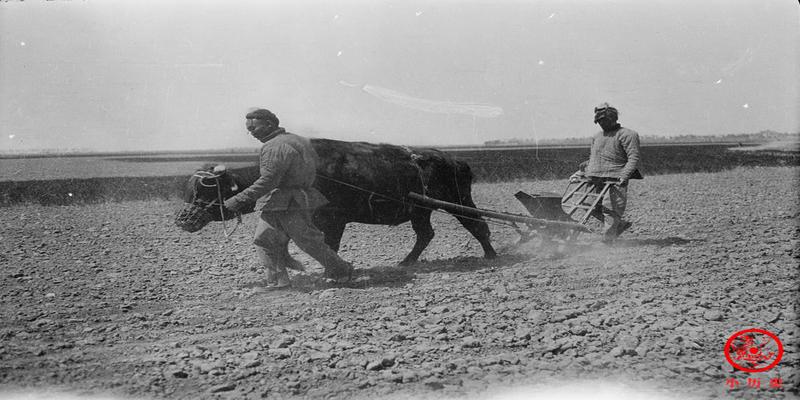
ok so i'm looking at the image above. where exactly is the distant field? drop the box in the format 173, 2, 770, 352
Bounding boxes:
1, 167, 798, 399
0, 156, 258, 182
453, 143, 799, 181
728, 140, 800, 152
0, 143, 797, 206
2, 143, 796, 182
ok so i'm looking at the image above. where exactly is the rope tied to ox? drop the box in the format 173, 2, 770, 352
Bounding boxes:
192, 171, 242, 240
216, 180, 242, 239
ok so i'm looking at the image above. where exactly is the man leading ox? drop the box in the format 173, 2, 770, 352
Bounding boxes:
223, 108, 353, 289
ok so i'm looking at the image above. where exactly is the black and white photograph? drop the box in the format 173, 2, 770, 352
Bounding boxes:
1, 0, 798, 399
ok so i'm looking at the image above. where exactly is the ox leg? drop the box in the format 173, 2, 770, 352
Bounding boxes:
448, 209, 497, 260
400, 211, 435, 266
314, 213, 346, 253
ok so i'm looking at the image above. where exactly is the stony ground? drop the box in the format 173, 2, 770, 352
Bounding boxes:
0, 167, 798, 400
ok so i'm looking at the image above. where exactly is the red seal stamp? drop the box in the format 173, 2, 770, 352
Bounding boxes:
724, 328, 783, 373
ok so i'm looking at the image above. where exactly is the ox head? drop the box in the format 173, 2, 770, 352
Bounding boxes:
174, 164, 245, 232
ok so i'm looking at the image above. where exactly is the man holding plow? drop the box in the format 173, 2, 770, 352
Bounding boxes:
571, 103, 642, 243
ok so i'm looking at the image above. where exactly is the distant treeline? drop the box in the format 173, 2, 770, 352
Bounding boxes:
484, 131, 799, 147
457, 144, 799, 182
3, 131, 798, 158
1, 144, 797, 207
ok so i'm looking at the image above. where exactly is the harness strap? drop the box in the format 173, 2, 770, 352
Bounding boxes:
215, 177, 241, 239
191, 171, 242, 240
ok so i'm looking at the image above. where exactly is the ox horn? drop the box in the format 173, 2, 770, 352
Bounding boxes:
212, 164, 238, 192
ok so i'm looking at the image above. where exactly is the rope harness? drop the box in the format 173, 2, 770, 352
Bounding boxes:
314, 173, 517, 230
190, 171, 242, 239
403, 146, 429, 196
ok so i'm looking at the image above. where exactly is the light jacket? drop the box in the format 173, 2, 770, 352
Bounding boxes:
224, 129, 328, 212
584, 125, 643, 180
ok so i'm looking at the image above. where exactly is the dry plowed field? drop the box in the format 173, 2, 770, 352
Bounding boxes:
1, 167, 798, 399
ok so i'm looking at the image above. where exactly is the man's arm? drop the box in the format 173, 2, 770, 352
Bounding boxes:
618, 129, 641, 184
224, 144, 291, 211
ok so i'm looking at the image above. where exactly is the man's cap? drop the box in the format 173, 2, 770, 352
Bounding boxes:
246, 108, 279, 124
594, 102, 618, 122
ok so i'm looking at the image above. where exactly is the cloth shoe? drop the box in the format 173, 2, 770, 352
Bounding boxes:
262, 269, 291, 290
284, 257, 305, 272
616, 220, 632, 236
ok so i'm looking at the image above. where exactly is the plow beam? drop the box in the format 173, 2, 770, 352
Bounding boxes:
407, 192, 590, 233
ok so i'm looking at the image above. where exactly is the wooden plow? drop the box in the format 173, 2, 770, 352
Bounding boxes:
407, 191, 591, 247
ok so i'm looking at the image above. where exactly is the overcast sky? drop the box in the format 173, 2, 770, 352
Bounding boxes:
1, 0, 797, 152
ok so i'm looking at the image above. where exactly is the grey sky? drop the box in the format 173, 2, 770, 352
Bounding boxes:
1, 0, 797, 152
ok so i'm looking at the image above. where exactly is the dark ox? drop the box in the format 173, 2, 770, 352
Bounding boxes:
176, 138, 497, 265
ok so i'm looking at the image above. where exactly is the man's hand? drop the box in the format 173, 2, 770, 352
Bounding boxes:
223, 197, 242, 213
569, 170, 585, 183
617, 177, 628, 187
